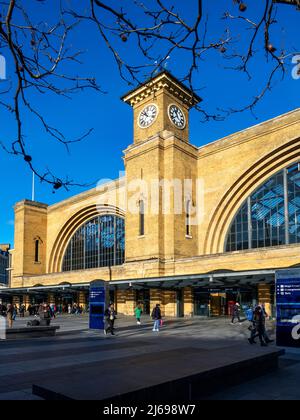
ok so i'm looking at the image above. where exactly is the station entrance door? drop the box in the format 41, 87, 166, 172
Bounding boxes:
136, 289, 150, 315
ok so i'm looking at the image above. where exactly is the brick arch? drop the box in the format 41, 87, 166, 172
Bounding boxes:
204, 137, 300, 255
48, 204, 125, 273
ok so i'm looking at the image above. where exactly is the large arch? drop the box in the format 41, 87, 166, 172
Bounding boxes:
204, 137, 300, 255
48, 204, 125, 273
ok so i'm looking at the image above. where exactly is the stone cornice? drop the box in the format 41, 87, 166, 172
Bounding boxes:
48, 177, 125, 212
122, 71, 202, 108
124, 132, 199, 162
198, 108, 300, 159
14, 200, 48, 211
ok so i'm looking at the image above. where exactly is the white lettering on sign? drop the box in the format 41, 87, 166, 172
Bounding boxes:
291, 315, 300, 340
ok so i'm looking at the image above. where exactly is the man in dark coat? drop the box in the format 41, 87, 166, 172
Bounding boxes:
151, 304, 162, 332
104, 304, 116, 335
248, 306, 268, 346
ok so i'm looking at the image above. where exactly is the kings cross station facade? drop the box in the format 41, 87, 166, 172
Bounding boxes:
1, 71, 300, 319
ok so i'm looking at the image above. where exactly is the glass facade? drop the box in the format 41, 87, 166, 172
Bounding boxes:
226, 163, 300, 252
0, 250, 9, 285
62, 215, 125, 271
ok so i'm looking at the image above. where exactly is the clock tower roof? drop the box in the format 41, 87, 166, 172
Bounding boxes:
121, 70, 202, 108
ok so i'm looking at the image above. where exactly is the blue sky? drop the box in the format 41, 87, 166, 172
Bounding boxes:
0, 0, 299, 246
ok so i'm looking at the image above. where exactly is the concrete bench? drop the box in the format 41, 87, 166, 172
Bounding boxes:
4, 326, 60, 340
32, 347, 285, 401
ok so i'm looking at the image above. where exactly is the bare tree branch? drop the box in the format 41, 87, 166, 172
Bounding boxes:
0, 0, 298, 189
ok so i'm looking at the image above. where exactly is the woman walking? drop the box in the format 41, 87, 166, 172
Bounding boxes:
134, 303, 143, 325
6, 304, 14, 329
231, 302, 242, 324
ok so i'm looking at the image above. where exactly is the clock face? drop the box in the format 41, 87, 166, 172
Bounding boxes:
168, 104, 186, 129
138, 104, 158, 128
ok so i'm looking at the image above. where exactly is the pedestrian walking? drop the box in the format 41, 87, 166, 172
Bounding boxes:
104, 303, 116, 335
6, 304, 14, 329
20, 304, 26, 318
231, 302, 241, 324
12, 304, 18, 321
134, 303, 143, 325
49, 304, 56, 319
151, 304, 162, 332
260, 304, 273, 344
248, 306, 268, 346
246, 305, 254, 322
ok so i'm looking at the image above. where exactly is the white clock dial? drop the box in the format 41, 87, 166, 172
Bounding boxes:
168, 104, 186, 129
138, 104, 158, 128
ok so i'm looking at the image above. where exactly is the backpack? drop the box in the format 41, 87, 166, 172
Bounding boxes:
246, 308, 253, 321
27, 319, 40, 327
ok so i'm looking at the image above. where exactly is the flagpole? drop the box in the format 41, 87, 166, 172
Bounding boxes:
32, 171, 35, 202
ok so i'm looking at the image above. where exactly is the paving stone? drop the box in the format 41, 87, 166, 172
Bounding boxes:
0, 315, 295, 400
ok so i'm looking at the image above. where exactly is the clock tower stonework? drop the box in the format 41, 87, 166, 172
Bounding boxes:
122, 71, 202, 263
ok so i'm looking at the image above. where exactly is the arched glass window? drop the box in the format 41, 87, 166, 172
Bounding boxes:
62, 215, 125, 271
226, 162, 300, 252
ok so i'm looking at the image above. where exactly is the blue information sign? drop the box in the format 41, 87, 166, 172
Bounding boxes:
276, 269, 300, 348
89, 280, 108, 330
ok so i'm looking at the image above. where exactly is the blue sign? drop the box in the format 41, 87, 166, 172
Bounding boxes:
89, 280, 107, 330
276, 270, 300, 348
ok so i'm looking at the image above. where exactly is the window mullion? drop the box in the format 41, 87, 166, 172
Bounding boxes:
247, 196, 252, 249
283, 168, 290, 245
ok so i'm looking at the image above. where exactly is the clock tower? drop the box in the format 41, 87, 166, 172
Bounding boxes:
122, 71, 201, 144
122, 71, 202, 263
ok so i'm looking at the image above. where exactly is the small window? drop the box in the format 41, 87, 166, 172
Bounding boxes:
35, 240, 40, 263
139, 200, 145, 236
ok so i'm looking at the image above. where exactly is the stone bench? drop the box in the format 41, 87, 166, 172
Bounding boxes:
4, 326, 60, 340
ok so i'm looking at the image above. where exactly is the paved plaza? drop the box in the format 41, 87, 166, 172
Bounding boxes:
0, 315, 299, 400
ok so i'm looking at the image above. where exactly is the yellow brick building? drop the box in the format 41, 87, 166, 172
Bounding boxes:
3, 72, 300, 317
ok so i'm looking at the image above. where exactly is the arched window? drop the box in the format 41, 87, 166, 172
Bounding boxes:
139, 200, 145, 236
186, 199, 191, 236
35, 240, 40, 262
62, 215, 125, 271
225, 162, 300, 252
34, 236, 42, 263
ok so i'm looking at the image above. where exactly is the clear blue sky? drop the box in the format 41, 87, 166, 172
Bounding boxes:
0, 0, 299, 246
